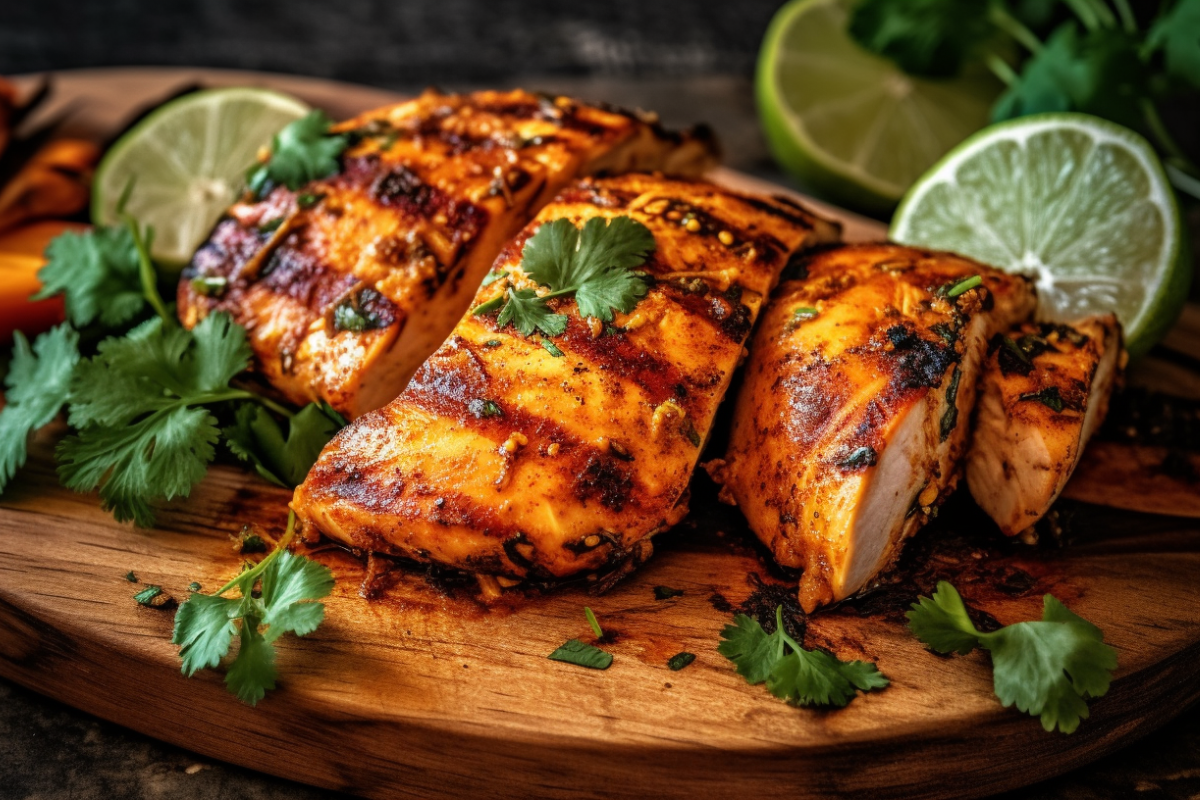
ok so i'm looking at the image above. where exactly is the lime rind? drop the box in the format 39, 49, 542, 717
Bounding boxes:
891, 112, 1187, 358
92, 87, 310, 265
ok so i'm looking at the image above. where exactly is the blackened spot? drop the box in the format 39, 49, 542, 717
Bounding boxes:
888, 326, 956, 390
574, 454, 632, 511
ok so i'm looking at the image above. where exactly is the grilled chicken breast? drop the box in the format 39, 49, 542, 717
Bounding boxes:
966, 316, 1123, 537
179, 89, 717, 419
707, 244, 1035, 612
292, 174, 840, 590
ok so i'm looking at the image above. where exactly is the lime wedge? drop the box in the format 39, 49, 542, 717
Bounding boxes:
891, 112, 1189, 358
92, 87, 310, 265
756, 0, 1002, 215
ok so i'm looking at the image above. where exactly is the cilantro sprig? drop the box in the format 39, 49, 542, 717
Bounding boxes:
719, 607, 889, 707
847, 0, 1200, 198
474, 216, 656, 338
247, 111, 348, 199
908, 581, 1117, 733
172, 511, 334, 705
225, 402, 346, 489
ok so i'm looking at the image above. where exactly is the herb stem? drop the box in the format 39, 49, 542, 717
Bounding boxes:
249, 393, 296, 419
984, 53, 1019, 87
213, 510, 297, 597
123, 214, 171, 324
1111, 0, 1136, 32
988, 6, 1043, 54
1166, 162, 1200, 202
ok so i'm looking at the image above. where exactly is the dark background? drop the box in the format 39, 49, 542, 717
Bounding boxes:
1, 0, 776, 85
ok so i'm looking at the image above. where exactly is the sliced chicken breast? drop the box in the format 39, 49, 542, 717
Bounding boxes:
707, 243, 1035, 612
178, 89, 717, 419
966, 315, 1123, 537
291, 174, 840, 590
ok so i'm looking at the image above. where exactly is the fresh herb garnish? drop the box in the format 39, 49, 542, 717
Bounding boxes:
719, 607, 888, 708
190, 275, 229, 298
468, 399, 503, 419
481, 270, 508, 287
35, 225, 147, 329
792, 306, 818, 320
908, 581, 1116, 733
125, 571, 138, 583
483, 339, 502, 348
296, 192, 324, 209
1019, 385, 1066, 412
940, 365, 962, 441
0, 325, 79, 495
939, 274, 982, 299
224, 402, 345, 489
848, 0, 995, 78
668, 652, 696, 671
548, 639, 613, 670
475, 216, 655, 338
332, 298, 384, 333
541, 339, 565, 357
134, 585, 174, 609
172, 512, 334, 705
837, 445, 878, 469
654, 586, 684, 600
247, 111, 348, 198
584, 607, 603, 639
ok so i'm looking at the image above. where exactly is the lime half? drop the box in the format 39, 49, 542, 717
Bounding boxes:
92, 87, 310, 265
756, 0, 1002, 216
891, 112, 1188, 358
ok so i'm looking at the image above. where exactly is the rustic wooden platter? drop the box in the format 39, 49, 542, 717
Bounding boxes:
2, 68, 1200, 800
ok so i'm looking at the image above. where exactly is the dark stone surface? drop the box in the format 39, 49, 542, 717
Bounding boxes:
0, 0, 775, 86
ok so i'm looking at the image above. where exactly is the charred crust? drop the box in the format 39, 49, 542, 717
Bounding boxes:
574, 453, 634, 511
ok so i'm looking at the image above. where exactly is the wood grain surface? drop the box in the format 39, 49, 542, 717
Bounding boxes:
2, 68, 1199, 800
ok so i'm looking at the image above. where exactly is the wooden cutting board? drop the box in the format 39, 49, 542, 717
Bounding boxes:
2, 68, 1200, 800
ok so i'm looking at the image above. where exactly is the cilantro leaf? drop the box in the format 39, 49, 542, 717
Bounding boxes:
34, 226, 145, 329
718, 607, 887, 708
224, 402, 344, 489
495, 288, 569, 337
172, 513, 334, 705
991, 24, 1146, 128
907, 581, 1117, 733
548, 638, 613, 669
1147, 0, 1200, 89
0, 325, 79, 494
482, 216, 655, 338
848, 0, 994, 78
248, 111, 348, 197
58, 313, 253, 526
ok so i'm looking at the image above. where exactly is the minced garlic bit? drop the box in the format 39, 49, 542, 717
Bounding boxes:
501, 431, 528, 453
546, 442, 561, 457
651, 400, 686, 441
718, 230, 734, 246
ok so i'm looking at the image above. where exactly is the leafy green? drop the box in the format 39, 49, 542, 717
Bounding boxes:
0, 325, 79, 494
224, 402, 345, 488
548, 639, 613, 670
668, 652, 696, 671
991, 24, 1146, 127
848, 0, 995, 78
540, 339, 565, 357
172, 513, 334, 705
907, 581, 1117, 733
57, 313, 252, 526
1147, 0, 1200, 89
1019, 385, 1066, 412
247, 111, 348, 197
480, 216, 655, 338
34, 226, 146, 329
718, 607, 888, 707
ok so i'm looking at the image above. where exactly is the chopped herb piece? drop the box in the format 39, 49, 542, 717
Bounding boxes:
468, 399, 503, 418
685, 423, 702, 448
173, 512, 334, 705
541, 339, 565, 357
668, 652, 696, 671
943, 274, 983, 298
940, 366, 962, 441
585, 607, 603, 638
908, 581, 1116, 733
484, 339, 502, 348
792, 306, 818, 321
931, 322, 957, 345
471, 295, 507, 317
125, 571, 138, 583
238, 533, 267, 554
134, 585, 175, 609
247, 111, 348, 198
258, 218, 284, 234
190, 275, 228, 297
654, 586, 684, 601
481, 270, 508, 287
1020, 386, 1066, 413
188, 582, 201, 592
296, 192, 324, 209
837, 445, 878, 469
332, 300, 384, 333
548, 638, 613, 670
719, 607, 888, 707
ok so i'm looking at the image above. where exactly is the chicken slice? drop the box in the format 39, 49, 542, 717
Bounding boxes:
178, 89, 717, 419
966, 315, 1123, 537
291, 174, 840, 589
707, 243, 1035, 612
